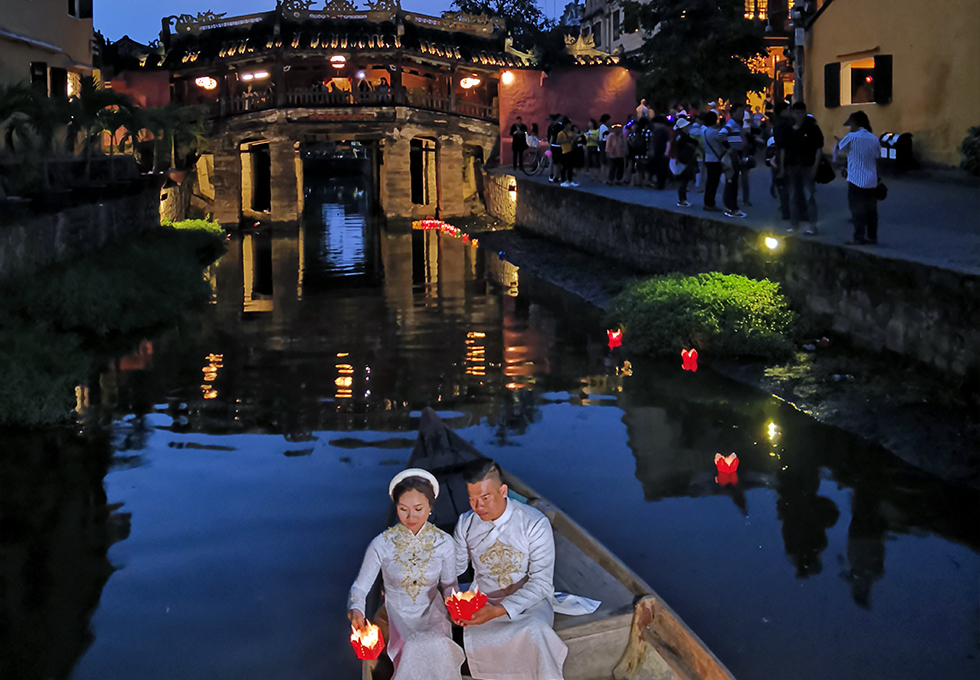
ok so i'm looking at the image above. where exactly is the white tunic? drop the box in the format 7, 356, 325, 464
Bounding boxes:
349, 523, 465, 680
454, 500, 568, 680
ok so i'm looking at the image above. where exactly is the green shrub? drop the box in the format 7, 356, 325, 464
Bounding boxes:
606, 272, 797, 358
0, 310, 91, 426
960, 126, 980, 176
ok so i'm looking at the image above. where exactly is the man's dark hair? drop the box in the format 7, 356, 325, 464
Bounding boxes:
600, 113, 611, 123
702, 111, 718, 126
791, 101, 807, 111
774, 101, 789, 116
392, 475, 436, 506
847, 110, 872, 132
462, 458, 504, 486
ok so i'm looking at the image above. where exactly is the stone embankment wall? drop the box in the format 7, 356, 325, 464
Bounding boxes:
0, 188, 159, 281
484, 172, 980, 377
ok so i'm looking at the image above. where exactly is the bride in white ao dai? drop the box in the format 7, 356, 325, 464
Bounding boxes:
348, 469, 464, 680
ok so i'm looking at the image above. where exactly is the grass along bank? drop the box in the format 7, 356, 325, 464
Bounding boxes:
0, 220, 226, 426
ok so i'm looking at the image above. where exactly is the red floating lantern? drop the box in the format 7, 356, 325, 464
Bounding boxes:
716, 471, 739, 486
350, 620, 385, 660
462, 233, 470, 243
607, 328, 623, 350
681, 348, 698, 372
714, 452, 739, 474
445, 587, 488, 621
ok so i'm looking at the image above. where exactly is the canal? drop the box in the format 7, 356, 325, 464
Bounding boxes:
2, 178, 978, 680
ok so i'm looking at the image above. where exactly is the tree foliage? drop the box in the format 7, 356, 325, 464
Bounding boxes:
451, 0, 553, 48
623, 0, 769, 109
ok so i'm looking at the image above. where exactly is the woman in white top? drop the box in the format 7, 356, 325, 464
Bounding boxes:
348, 469, 464, 680
833, 110, 880, 245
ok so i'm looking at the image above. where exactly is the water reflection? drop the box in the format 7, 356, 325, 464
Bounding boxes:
0, 430, 130, 680
5, 177, 976, 680
620, 366, 979, 607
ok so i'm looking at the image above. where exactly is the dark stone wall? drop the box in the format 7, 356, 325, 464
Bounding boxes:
0, 188, 159, 281
487, 174, 980, 377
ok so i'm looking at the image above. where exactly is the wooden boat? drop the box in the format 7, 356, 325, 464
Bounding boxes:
362, 407, 736, 680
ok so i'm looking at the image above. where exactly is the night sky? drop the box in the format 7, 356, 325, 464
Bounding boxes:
94, 0, 561, 44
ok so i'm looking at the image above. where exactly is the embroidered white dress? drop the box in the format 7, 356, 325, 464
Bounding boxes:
349, 522, 464, 680
454, 500, 568, 680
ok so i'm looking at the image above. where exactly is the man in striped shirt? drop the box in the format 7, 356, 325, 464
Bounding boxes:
833, 111, 880, 245
721, 102, 746, 218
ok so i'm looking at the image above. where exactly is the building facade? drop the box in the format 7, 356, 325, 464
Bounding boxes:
0, 0, 94, 94
803, 0, 980, 167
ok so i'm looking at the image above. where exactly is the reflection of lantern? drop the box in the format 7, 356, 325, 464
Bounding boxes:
445, 587, 488, 620
681, 348, 698, 372
714, 452, 739, 473
716, 471, 739, 486
607, 329, 623, 350
350, 621, 385, 660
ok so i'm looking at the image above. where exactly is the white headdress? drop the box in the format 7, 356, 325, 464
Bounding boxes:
388, 468, 440, 500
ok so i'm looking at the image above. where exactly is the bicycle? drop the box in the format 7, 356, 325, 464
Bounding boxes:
521, 147, 551, 177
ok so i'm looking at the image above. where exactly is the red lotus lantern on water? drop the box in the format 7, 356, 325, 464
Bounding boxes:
714, 453, 739, 473
350, 620, 385, 660
681, 348, 698, 372
445, 587, 488, 620
607, 329, 623, 350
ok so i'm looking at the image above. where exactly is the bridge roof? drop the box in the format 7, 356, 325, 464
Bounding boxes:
162, 16, 529, 71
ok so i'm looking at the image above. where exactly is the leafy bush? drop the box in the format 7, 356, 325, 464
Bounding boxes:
0, 224, 226, 426
959, 126, 980, 176
606, 272, 797, 358
0, 311, 91, 426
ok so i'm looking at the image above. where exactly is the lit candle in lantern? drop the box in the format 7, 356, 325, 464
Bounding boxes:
714, 452, 739, 474
681, 348, 698, 372
445, 586, 488, 620
350, 620, 385, 660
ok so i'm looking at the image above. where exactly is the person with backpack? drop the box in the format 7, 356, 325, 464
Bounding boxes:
672, 117, 699, 207
720, 102, 747, 218
627, 118, 648, 187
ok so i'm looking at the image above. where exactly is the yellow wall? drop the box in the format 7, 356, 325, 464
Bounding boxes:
804, 0, 980, 167
0, 0, 93, 86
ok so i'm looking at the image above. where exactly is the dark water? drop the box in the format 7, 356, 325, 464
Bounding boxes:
2, 181, 978, 680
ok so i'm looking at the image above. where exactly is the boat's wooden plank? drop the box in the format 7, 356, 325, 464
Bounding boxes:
614, 596, 735, 680
551, 530, 636, 630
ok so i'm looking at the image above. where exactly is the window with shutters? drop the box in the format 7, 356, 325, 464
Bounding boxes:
824, 55, 893, 108
68, 0, 92, 19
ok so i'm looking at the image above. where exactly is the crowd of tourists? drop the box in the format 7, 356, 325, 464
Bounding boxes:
508, 97, 881, 245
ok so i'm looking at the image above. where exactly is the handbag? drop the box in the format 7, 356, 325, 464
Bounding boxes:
815, 155, 836, 184
669, 158, 687, 176
875, 181, 888, 201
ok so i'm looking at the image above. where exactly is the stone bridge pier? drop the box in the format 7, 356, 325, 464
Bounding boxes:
206, 108, 495, 226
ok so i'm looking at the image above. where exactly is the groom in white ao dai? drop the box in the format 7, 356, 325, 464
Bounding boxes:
453, 459, 567, 680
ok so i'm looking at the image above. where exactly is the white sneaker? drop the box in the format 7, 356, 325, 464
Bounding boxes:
570, 181, 579, 186
725, 210, 747, 218
560, 181, 571, 187
676, 200, 692, 208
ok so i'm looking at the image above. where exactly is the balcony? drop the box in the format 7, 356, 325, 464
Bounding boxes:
209, 87, 497, 121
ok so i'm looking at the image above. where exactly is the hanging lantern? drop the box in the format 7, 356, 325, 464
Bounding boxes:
681, 348, 698, 372
445, 586, 488, 620
714, 452, 739, 474
607, 329, 623, 350
350, 620, 385, 660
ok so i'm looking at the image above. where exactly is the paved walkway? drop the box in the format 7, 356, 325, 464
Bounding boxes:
495, 163, 980, 275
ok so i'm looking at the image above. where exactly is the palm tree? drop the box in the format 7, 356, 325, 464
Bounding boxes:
0, 82, 37, 153
142, 103, 209, 173
68, 76, 134, 181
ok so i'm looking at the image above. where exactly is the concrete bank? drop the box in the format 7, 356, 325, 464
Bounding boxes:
483, 171, 980, 379
0, 183, 160, 282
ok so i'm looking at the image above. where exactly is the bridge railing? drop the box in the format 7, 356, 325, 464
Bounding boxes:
209, 88, 496, 121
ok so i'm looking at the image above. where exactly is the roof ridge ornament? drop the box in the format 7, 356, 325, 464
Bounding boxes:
278, 0, 315, 10
322, 0, 359, 11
